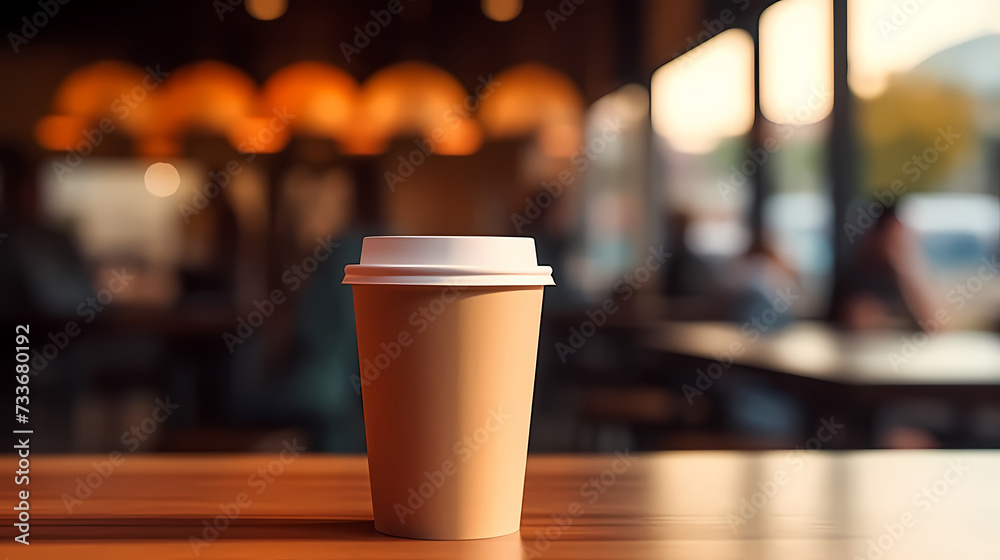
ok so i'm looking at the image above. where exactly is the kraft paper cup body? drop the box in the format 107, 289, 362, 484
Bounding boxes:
343, 236, 553, 540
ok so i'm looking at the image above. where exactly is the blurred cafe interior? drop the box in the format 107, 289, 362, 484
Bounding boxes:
2, 0, 1000, 454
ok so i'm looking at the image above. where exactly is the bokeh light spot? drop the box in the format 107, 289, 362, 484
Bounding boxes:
144, 162, 180, 197
482, 0, 521, 22
246, 0, 287, 21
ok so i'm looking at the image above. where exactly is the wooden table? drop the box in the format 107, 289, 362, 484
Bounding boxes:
2, 451, 998, 558
643, 321, 1000, 385
643, 321, 1000, 446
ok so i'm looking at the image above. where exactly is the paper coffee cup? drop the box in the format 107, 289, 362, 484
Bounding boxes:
343, 236, 554, 540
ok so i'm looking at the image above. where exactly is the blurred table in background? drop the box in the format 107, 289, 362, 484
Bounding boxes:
644, 321, 1000, 447
1, 452, 998, 559
644, 321, 1000, 384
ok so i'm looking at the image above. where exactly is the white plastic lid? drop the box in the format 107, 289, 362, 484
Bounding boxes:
342, 236, 555, 286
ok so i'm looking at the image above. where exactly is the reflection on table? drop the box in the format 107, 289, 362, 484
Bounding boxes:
3, 451, 998, 558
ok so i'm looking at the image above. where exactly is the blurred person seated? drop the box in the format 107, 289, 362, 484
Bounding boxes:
657, 210, 726, 320
723, 231, 799, 328
229, 155, 373, 452
0, 148, 171, 452
662, 211, 717, 298
178, 188, 240, 302
832, 202, 950, 448
0, 147, 92, 319
714, 232, 804, 442
832, 203, 939, 331
511, 185, 584, 311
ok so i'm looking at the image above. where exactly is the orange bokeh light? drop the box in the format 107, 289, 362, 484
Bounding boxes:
163, 61, 257, 135
38, 59, 584, 159
34, 115, 90, 151
135, 136, 181, 158
357, 62, 474, 144
479, 63, 584, 139
246, 0, 287, 20
52, 60, 147, 119
226, 116, 291, 154
538, 121, 583, 159
482, 0, 522, 22
435, 119, 484, 156
263, 61, 358, 138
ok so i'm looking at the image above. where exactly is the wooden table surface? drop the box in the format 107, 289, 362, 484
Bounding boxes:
2, 451, 998, 558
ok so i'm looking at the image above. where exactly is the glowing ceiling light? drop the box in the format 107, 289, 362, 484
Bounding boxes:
760, 0, 833, 125
651, 29, 755, 153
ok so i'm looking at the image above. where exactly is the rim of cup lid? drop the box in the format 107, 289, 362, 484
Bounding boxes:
342, 236, 555, 286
